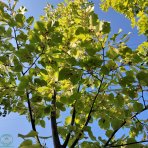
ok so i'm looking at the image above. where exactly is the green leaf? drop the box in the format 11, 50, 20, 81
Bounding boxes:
70, 72, 81, 85
75, 27, 86, 35
85, 47, 99, 56
56, 102, 66, 111
111, 118, 122, 130
25, 44, 36, 53
100, 21, 111, 34
51, 32, 63, 45
106, 47, 119, 59
20, 143, 41, 148
18, 76, 30, 91
40, 120, 46, 128
17, 32, 27, 42
98, 118, 110, 130
136, 71, 148, 86
100, 65, 110, 75
13, 56, 22, 72
0, 26, 5, 34
90, 13, 98, 26
31, 95, 42, 102
65, 116, 72, 125
18, 130, 38, 139
15, 48, 33, 63
19, 139, 32, 147
58, 126, 67, 138
105, 130, 113, 138
34, 78, 47, 86
44, 106, 51, 114
84, 56, 103, 68
107, 60, 118, 70
0, 1, 9, 9
127, 138, 136, 143
58, 68, 72, 81
26, 16, 34, 25
34, 21, 46, 31
114, 94, 124, 107
29, 31, 41, 43
0, 56, 7, 63
15, 14, 26, 27
133, 102, 143, 112
119, 46, 132, 57
119, 75, 135, 87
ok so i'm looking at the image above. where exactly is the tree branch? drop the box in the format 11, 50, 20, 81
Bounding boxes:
13, 25, 42, 146
70, 76, 104, 148
26, 92, 42, 146
62, 106, 76, 148
70, 45, 105, 148
13, 27, 20, 50
104, 105, 148, 147
22, 54, 42, 75
108, 140, 148, 147
51, 89, 61, 148
62, 80, 82, 148
12, 8, 44, 146
13, 24, 44, 76
141, 86, 146, 107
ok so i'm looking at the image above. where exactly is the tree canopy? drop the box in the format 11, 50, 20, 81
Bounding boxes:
0, 0, 148, 147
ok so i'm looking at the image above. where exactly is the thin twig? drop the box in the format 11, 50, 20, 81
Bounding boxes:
141, 86, 146, 107
13, 27, 20, 50
22, 54, 42, 75
108, 140, 148, 147
104, 105, 148, 147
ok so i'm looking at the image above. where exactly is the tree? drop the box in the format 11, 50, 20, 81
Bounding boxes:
0, 0, 148, 147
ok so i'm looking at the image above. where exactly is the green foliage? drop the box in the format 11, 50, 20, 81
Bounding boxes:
100, 0, 148, 36
0, 0, 147, 147
18, 130, 38, 139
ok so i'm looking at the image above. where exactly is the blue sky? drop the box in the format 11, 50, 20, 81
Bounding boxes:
0, 0, 147, 147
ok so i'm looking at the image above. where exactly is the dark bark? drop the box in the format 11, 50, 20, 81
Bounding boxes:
51, 89, 61, 148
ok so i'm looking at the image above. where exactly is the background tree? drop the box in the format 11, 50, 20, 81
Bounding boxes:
0, 0, 147, 147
